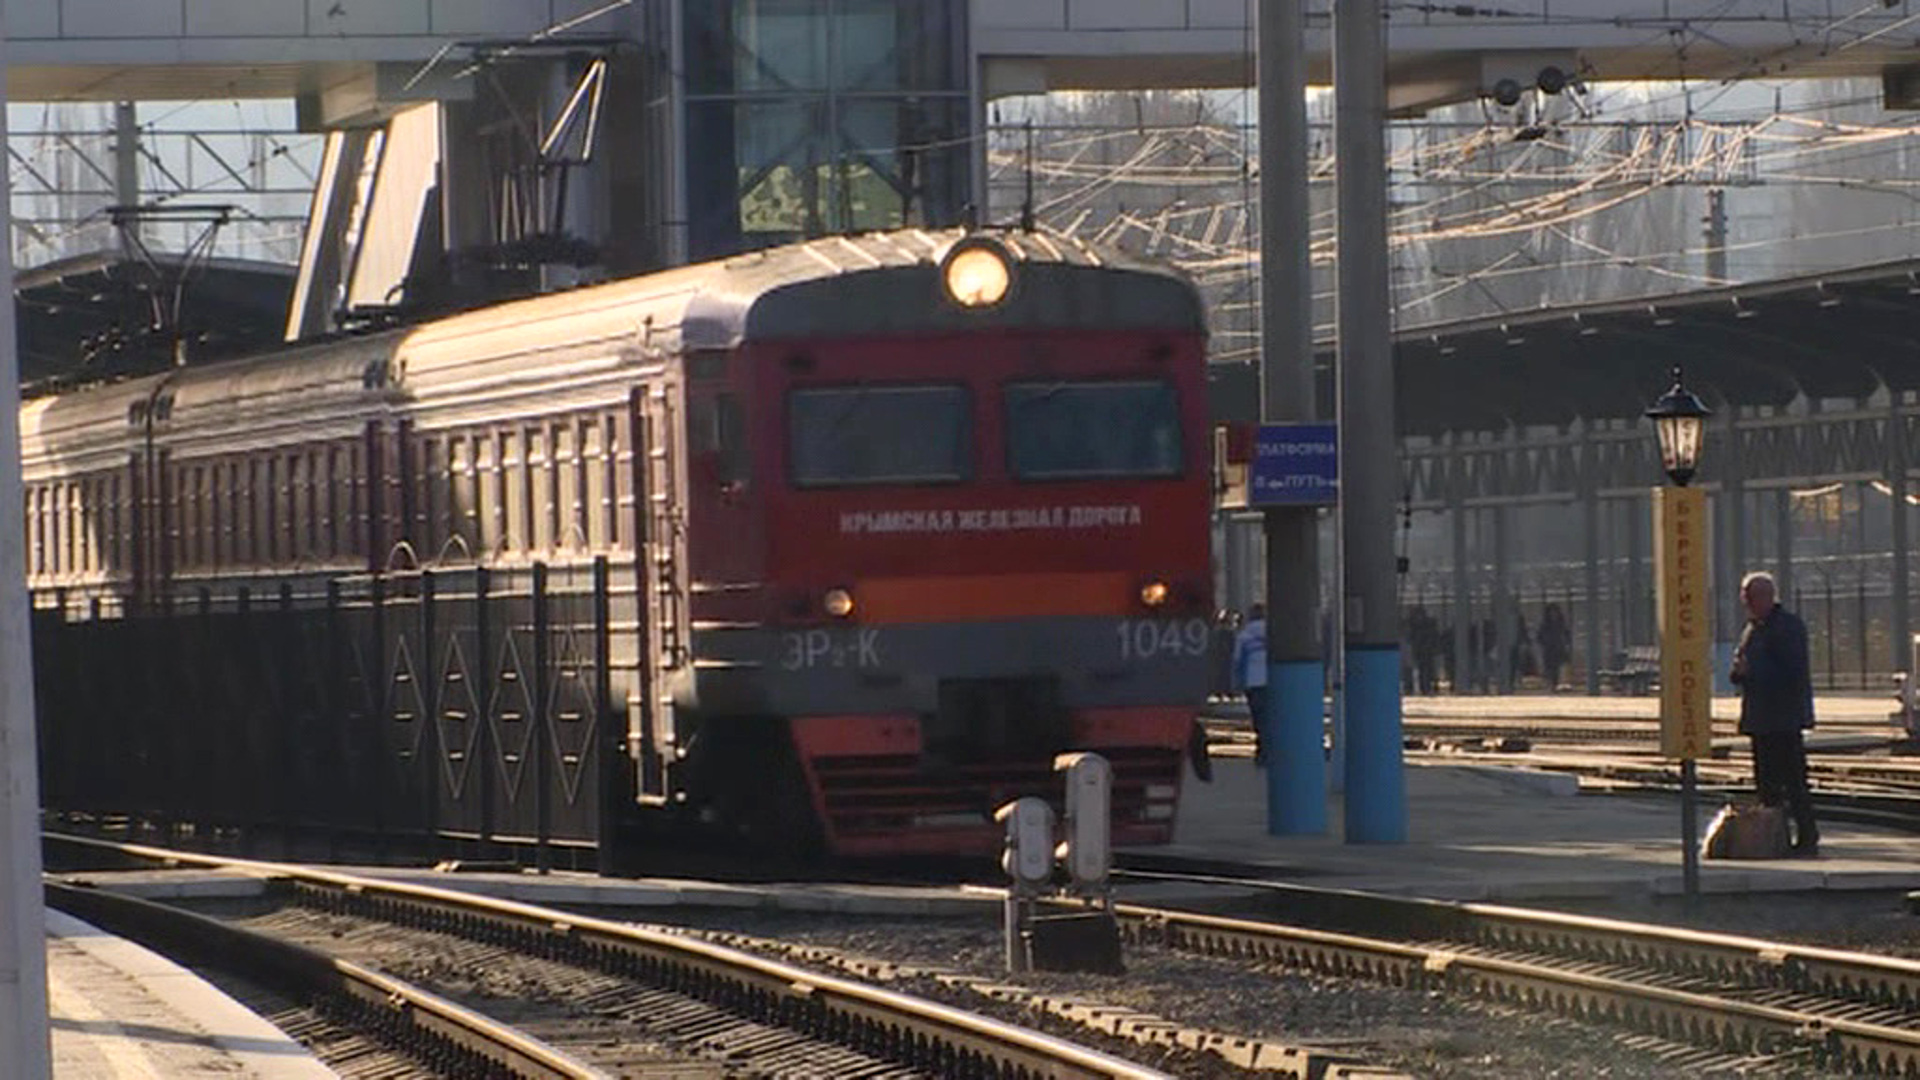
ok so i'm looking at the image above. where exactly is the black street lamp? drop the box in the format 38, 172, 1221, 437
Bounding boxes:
1644, 365, 1711, 487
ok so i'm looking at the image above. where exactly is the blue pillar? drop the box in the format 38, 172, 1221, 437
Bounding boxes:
1344, 644, 1406, 843
1266, 659, 1327, 833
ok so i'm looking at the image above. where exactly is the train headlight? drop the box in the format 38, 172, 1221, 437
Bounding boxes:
941, 240, 1012, 308
823, 588, 856, 618
1139, 580, 1171, 608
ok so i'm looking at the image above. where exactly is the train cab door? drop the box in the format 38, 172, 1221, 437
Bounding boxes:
633, 380, 689, 802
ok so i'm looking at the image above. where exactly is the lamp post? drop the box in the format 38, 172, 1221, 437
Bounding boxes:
1645, 366, 1711, 903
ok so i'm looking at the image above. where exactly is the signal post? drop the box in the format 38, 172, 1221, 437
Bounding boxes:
1656, 485, 1712, 902
1648, 368, 1714, 904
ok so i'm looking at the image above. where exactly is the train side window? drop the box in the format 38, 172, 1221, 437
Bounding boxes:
69, 482, 82, 574
292, 452, 305, 560
584, 419, 608, 548
195, 467, 209, 570
45, 485, 57, 576
105, 476, 118, 573
75, 481, 89, 574
109, 474, 125, 574
556, 424, 581, 550
450, 436, 476, 555
502, 428, 527, 555
602, 409, 625, 549
530, 428, 553, 551
78, 480, 93, 573
209, 465, 224, 569
77, 480, 91, 573
50, 484, 63, 575
347, 442, 366, 558
236, 457, 254, 564
68, 483, 81, 575
328, 444, 347, 559
420, 438, 443, 560
201, 467, 213, 570
477, 433, 500, 557
311, 449, 325, 559
259, 457, 275, 563
690, 393, 743, 486
53, 482, 67, 575
178, 469, 193, 570
273, 454, 290, 562
28, 488, 41, 576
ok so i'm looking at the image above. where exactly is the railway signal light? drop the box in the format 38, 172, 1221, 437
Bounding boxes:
1053, 752, 1112, 893
996, 797, 1055, 888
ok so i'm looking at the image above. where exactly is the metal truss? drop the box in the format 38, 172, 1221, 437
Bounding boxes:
8, 102, 319, 270
1404, 405, 1915, 508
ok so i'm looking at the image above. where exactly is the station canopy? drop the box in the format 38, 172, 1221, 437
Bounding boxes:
1210, 256, 1920, 437
14, 251, 294, 387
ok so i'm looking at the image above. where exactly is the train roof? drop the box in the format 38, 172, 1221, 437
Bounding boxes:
22, 229, 1204, 459
395, 228, 1204, 366
678, 228, 1205, 347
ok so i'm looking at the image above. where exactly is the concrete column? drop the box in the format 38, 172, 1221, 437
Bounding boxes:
1625, 493, 1648, 646
0, 59, 54, 1077
1717, 408, 1745, 692
1893, 395, 1911, 671
1449, 439, 1471, 695
1493, 502, 1514, 693
1776, 489, 1795, 609
1257, 0, 1325, 834
1582, 424, 1603, 693
1333, 0, 1404, 842
113, 102, 139, 256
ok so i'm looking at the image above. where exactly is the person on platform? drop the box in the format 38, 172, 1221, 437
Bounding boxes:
1730, 570, 1819, 856
1539, 602, 1572, 691
1231, 603, 1269, 767
1408, 605, 1440, 695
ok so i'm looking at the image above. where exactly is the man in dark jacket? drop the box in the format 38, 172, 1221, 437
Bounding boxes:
1730, 571, 1818, 855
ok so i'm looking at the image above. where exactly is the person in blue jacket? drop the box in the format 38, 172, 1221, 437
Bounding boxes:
1232, 603, 1269, 766
1730, 570, 1818, 856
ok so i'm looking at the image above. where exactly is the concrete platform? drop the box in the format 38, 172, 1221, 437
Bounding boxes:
1164, 758, 1920, 901
46, 910, 336, 1079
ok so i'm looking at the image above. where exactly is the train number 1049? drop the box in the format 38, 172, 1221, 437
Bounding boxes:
1116, 618, 1211, 660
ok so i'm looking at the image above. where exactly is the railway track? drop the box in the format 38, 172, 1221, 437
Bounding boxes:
46, 836, 1176, 1079
1106, 870, 1920, 1075
45, 879, 602, 1079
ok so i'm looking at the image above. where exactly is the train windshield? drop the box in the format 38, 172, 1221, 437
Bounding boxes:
788, 384, 971, 487
1005, 380, 1182, 480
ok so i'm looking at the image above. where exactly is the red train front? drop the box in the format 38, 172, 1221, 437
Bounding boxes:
676, 233, 1214, 856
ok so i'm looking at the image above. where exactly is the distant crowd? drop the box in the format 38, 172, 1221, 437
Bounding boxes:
1209, 602, 1577, 697
1400, 602, 1574, 694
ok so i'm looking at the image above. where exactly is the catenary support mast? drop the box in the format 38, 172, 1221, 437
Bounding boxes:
1258, 0, 1326, 833
0, 20, 54, 1077
1334, 0, 1406, 842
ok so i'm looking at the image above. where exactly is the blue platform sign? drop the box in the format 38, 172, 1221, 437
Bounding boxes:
1250, 423, 1338, 506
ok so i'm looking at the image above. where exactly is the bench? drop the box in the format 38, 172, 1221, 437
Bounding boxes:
1599, 646, 1660, 695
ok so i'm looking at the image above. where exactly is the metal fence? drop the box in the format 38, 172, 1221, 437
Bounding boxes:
35, 559, 624, 866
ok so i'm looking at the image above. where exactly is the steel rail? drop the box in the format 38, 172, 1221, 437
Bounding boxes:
45, 834, 1173, 1080
45, 880, 600, 1079
1111, 862, 1920, 1013
1113, 901, 1920, 1074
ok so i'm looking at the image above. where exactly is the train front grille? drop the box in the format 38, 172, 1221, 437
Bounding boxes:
806, 745, 1181, 851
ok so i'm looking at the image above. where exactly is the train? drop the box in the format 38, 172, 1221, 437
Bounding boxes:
25, 227, 1216, 866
